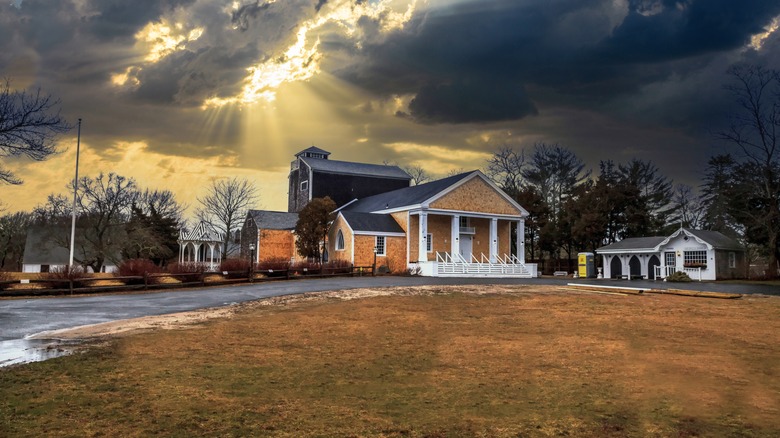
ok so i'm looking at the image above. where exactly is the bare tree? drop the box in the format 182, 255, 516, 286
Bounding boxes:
669, 184, 704, 229
717, 64, 780, 277
401, 164, 431, 186
35, 173, 139, 272
0, 80, 71, 184
486, 145, 525, 196
196, 177, 259, 259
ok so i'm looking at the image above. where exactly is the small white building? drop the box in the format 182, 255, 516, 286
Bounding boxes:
178, 222, 224, 271
22, 226, 119, 273
596, 228, 745, 281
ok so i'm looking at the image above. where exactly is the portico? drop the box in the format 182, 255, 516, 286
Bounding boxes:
332, 170, 535, 277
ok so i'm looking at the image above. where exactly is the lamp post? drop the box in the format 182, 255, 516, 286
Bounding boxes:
249, 243, 256, 282
68, 118, 82, 271
373, 246, 377, 276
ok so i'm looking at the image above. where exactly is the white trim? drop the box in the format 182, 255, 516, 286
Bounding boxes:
334, 198, 359, 213
335, 229, 346, 250
427, 233, 433, 252
658, 228, 713, 251
422, 171, 530, 217
375, 235, 386, 256
406, 211, 410, 266
414, 208, 523, 220
354, 231, 406, 237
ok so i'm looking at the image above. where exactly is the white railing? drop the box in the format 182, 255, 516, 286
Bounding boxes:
434, 252, 535, 277
654, 265, 702, 281
459, 226, 476, 234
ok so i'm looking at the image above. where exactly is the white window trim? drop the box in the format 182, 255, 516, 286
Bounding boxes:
336, 229, 345, 251
301, 180, 308, 191
375, 236, 386, 256
729, 252, 736, 269
426, 233, 433, 252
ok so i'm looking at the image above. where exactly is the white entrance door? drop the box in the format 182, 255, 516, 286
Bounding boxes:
459, 235, 473, 261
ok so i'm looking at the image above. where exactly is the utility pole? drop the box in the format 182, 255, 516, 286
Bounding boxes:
68, 118, 82, 269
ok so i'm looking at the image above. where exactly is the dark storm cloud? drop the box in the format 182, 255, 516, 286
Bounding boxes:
131, 44, 260, 105
84, 0, 197, 40
598, 0, 780, 62
232, 1, 272, 32
402, 80, 537, 124
335, 0, 780, 125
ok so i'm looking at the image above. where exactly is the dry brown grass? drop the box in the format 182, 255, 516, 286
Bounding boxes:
2, 285, 779, 437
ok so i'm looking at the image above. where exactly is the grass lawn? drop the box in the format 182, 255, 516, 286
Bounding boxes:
1, 285, 779, 437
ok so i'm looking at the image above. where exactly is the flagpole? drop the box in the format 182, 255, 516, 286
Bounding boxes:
68, 118, 82, 269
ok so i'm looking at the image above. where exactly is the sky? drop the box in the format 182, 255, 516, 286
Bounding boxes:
2, 0, 780, 216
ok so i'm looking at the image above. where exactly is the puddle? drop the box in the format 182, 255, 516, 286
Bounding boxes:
0, 338, 80, 368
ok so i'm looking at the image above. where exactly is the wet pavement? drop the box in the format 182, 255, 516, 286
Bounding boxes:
1, 276, 777, 366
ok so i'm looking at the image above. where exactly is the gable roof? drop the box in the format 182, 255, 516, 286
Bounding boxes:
180, 221, 223, 242
596, 228, 744, 253
668, 228, 743, 251
295, 146, 331, 157
23, 226, 120, 265
340, 170, 527, 216
596, 237, 666, 253
340, 211, 405, 234
248, 210, 299, 230
300, 156, 410, 180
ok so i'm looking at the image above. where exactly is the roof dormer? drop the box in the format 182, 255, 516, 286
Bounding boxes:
295, 146, 331, 160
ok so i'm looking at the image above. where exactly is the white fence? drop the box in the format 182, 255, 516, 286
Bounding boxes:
434, 252, 536, 278
654, 265, 702, 281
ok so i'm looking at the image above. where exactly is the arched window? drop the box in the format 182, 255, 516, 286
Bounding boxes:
336, 229, 345, 250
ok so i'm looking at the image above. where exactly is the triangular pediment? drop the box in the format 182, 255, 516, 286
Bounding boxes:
428, 174, 526, 216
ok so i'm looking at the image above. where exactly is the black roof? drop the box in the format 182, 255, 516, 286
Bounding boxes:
341, 211, 404, 233
23, 225, 119, 265
341, 171, 476, 213
596, 237, 666, 252
686, 229, 743, 250
596, 228, 744, 252
301, 156, 410, 180
295, 146, 331, 157
248, 210, 299, 230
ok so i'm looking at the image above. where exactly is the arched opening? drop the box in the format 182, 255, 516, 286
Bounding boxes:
629, 255, 641, 279
610, 256, 622, 279
648, 255, 661, 280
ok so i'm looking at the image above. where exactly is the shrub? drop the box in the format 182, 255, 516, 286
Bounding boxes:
48, 265, 86, 280
165, 262, 207, 283
47, 265, 87, 288
166, 262, 207, 274
257, 257, 290, 277
323, 259, 351, 274
118, 259, 162, 277
257, 257, 291, 271
667, 271, 692, 282
220, 258, 251, 272
291, 260, 322, 275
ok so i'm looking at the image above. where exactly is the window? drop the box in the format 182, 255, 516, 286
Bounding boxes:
665, 251, 676, 267
300, 180, 308, 191
375, 236, 386, 256
683, 250, 707, 267
729, 252, 736, 269
459, 217, 470, 228
426, 233, 433, 252
336, 230, 345, 250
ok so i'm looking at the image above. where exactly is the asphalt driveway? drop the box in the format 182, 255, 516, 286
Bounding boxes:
1, 276, 777, 366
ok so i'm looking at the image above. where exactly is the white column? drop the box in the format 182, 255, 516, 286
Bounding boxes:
489, 218, 498, 263
209, 244, 215, 270
450, 215, 460, 261
418, 212, 428, 262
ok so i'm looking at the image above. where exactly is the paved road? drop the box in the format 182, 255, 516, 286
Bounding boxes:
1, 276, 777, 366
